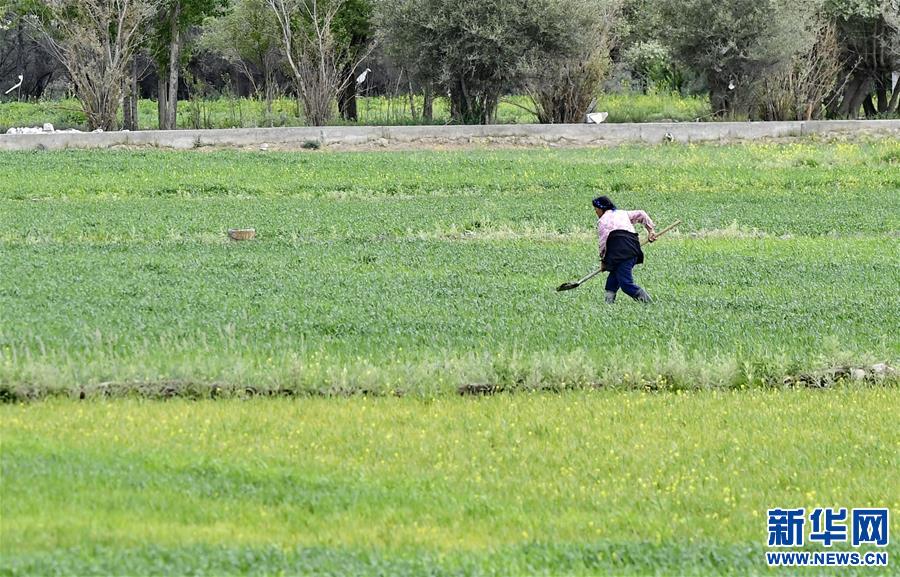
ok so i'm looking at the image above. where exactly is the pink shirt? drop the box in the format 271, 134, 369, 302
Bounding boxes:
597, 209, 655, 257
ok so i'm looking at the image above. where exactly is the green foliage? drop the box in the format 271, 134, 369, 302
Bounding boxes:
0, 140, 898, 397
333, 0, 372, 45
199, 0, 279, 67
2, 390, 899, 575
522, 0, 621, 123
377, 0, 618, 124
657, 0, 824, 116
825, 0, 885, 19
198, 0, 281, 99
623, 40, 685, 93
151, 0, 229, 71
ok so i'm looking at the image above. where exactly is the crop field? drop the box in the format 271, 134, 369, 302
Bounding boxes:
2, 389, 899, 576
1, 138, 898, 398
1, 137, 899, 576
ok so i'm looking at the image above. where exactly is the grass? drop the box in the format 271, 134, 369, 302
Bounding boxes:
0, 92, 711, 131
1, 138, 898, 576
0, 138, 898, 398
2, 388, 899, 576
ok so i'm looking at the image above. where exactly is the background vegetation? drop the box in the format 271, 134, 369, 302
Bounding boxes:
0, 92, 712, 131
0, 0, 897, 129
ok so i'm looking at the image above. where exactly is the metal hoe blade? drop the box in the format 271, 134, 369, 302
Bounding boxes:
556, 282, 580, 292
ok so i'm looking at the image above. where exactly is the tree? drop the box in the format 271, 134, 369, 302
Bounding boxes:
825, 0, 900, 117
522, 0, 622, 124
758, 18, 843, 120
378, 0, 598, 124
199, 0, 281, 115
151, 0, 225, 130
1, 0, 63, 99
884, 0, 900, 111
657, 0, 823, 117
374, 0, 441, 120
266, 0, 368, 126
333, 0, 371, 121
33, 0, 157, 130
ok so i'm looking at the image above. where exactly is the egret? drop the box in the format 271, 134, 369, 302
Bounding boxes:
356, 68, 371, 85
5, 74, 23, 95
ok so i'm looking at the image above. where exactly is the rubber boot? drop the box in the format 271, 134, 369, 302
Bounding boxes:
632, 288, 652, 303
605, 290, 617, 304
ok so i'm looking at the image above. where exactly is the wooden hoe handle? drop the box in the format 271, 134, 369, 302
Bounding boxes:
641, 219, 681, 246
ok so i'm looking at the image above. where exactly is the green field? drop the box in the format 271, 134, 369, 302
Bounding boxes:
1, 138, 899, 576
2, 390, 899, 576
0, 92, 712, 131
1, 139, 898, 398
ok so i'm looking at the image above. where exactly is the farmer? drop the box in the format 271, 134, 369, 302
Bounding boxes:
593, 196, 657, 303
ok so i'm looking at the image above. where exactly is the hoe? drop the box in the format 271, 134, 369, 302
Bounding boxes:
556, 220, 681, 292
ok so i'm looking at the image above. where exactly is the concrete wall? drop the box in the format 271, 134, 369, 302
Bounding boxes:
0, 120, 897, 151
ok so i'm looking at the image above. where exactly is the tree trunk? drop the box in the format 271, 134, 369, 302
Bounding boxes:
158, 75, 168, 129
263, 62, 274, 120
407, 78, 417, 120
423, 84, 433, 121
875, 73, 889, 113
836, 74, 864, 118
847, 77, 874, 118
888, 74, 900, 113
15, 19, 24, 100
123, 87, 134, 131
451, 77, 495, 124
131, 57, 140, 130
123, 58, 137, 131
707, 76, 732, 117
825, 68, 852, 118
850, 76, 874, 119
338, 73, 358, 121
165, 1, 182, 130
862, 93, 876, 117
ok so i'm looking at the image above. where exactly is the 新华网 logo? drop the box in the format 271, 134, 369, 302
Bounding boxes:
765, 507, 889, 568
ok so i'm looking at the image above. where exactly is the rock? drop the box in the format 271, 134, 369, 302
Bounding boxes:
92, 128, 104, 133
871, 363, 888, 375
42, 123, 54, 133
850, 368, 867, 381
259, 143, 269, 151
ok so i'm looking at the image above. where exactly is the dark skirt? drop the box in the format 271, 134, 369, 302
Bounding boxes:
603, 230, 644, 271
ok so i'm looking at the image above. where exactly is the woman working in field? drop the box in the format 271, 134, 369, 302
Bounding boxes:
593, 196, 657, 303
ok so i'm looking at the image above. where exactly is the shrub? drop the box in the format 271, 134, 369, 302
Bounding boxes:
522, 0, 622, 124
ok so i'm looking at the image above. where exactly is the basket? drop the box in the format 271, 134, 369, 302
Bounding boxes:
227, 228, 256, 241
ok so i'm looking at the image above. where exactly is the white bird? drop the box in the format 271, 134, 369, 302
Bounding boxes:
355, 68, 371, 85
5, 74, 23, 95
